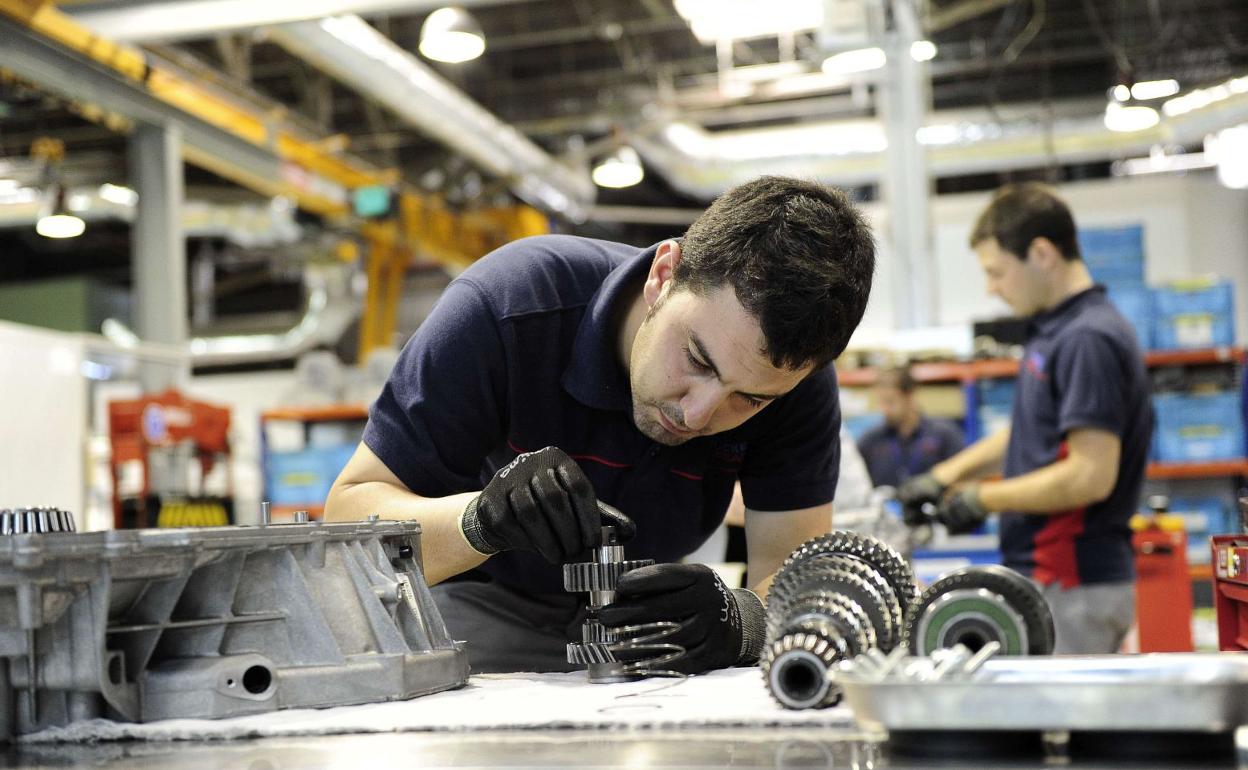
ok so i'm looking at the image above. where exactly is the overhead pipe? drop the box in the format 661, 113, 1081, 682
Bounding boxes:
266, 16, 595, 222
103, 263, 359, 366
66, 0, 514, 43
632, 90, 1248, 199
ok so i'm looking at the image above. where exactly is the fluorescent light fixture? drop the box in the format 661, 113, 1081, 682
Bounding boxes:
67, 192, 91, 212
1104, 101, 1159, 133
1163, 74, 1248, 117
1212, 125, 1248, 189
1131, 79, 1180, 100
418, 7, 485, 63
98, 183, 138, 206
0, 178, 19, 192
1111, 84, 1131, 102
662, 120, 886, 160
592, 146, 644, 188
36, 186, 85, 238
674, 0, 822, 42
916, 123, 961, 145
1116, 150, 1213, 177
910, 40, 937, 62
37, 213, 86, 238
0, 186, 38, 205
821, 47, 886, 76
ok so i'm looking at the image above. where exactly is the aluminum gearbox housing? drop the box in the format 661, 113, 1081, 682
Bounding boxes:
0, 512, 469, 740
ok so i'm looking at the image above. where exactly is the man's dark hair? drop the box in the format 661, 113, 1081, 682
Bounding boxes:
675, 176, 875, 370
876, 366, 915, 394
969, 182, 1081, 261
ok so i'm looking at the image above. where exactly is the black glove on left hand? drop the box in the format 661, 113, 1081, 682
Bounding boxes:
935, 485, 990, 535
599, 563, 764, 675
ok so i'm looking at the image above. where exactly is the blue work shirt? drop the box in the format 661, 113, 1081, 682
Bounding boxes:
857, 417, 963, 488
999, 285, 1152, 587
364, 235, 842, 595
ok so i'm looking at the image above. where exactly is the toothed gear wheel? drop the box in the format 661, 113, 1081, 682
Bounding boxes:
774, 530, 917, 616
580, 619, 621, 644
770, 590, 877, 651
903, 565, 1056, 656
761, 628, 852, 710
767, 560, 896, 651
567, 641, 616, 665
0, 507, 76, 535
562, 559, 654, 593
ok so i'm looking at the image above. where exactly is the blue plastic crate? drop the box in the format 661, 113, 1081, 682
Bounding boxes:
1106, 284, 1152, 350
1079, 225, 1145, 286
1152, 392, 1246, 462
1151, 279, 1235, 350
1168, 496, 1236, 565
264, 444, 357, 505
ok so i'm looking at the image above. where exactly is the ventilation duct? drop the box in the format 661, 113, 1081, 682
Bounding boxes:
266, 16, 595, 222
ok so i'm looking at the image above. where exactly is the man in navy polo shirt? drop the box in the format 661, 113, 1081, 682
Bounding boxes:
899, 183, 1151, 654
326, 177, 876, 673
857, 366, 963, 489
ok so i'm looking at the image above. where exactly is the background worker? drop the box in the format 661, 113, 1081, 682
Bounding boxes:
899, 183, 1153, 655
857, 365, 963, 489
326, 176, 877, 674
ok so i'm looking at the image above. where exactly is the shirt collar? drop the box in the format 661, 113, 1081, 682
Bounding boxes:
1029, 284, 1106, 336
562, 242, 660, 411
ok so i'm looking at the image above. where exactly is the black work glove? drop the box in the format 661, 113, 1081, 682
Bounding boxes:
935, 485, 990, 535
460, 446, 635, 563
898, 472, 947, 527
599, 563, 765, 675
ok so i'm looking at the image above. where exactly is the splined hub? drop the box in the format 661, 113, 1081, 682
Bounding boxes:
762, 530, 917, 710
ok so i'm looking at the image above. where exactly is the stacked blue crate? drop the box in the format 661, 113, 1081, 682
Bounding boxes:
264, 444, 357, 505
1079, 225, 1152, 348
975, 378, 1015, 442
1079, 225, 1146, 286
1168, 496, 1238, 565
1152, 279, 1236, 350
1152, 391, 1247, 462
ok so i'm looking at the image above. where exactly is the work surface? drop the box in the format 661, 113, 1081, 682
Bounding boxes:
3, 668, 1244, 768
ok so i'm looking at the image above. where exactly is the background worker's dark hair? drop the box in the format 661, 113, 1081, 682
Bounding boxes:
876, 365, 916, 394
676, 176, 876, 370
969, 182, 1081, 261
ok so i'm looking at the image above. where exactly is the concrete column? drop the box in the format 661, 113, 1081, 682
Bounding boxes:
129, 123, 188, 390
879, 0, 938, 328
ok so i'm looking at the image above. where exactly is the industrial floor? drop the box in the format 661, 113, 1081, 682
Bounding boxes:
3, 728, 1243, 769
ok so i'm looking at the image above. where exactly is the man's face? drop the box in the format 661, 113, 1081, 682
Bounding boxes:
975, 237, 1047, 317
874, 385, 910, 428
629, 283, 812, 446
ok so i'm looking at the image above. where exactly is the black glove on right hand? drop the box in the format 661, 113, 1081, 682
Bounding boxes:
459, 446, 634, 563
897, 472, 946, 526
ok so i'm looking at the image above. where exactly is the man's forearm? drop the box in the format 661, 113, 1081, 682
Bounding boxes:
932, 428, 1010, 485
977, 456, 1113, 514
325, 481, 486, 585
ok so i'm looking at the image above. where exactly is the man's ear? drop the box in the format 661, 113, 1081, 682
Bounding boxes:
643, 240, 682, 308
1026, 237, 1062, 270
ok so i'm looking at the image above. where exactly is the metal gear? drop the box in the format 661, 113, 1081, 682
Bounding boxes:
903, 565, 1055, 656
0, 508, 76, 535
768, 559, 896, 651
562, 559, 654, 593
774, 530, 918, 617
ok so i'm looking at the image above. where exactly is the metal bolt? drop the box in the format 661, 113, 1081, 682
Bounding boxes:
294, 510, 310, 524
367, 514, 380, 522
261, 501, 272, 526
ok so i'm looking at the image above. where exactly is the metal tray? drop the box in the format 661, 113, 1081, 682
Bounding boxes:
834, 647, 1248, 734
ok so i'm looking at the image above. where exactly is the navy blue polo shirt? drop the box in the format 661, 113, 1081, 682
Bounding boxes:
999, 285, 1152, 587
857, 417, 964, 488
364, 234, 842, 595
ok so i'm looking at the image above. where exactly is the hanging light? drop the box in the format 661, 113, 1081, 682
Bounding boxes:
592, 146, 644, 188
36, 184, 85, 239
418, 7, 485, 63
821, 47, 887, 76
1104, 100, 1159, 133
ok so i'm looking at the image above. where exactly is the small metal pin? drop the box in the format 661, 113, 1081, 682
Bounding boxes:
261, 501, 271, 526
